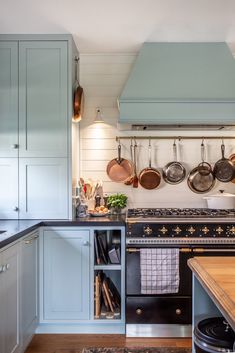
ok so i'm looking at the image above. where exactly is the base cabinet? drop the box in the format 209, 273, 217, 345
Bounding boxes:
0, 243, 20, 353
39, 226, 125, 333
20, 232, 39, 352
42, 229, 90, 320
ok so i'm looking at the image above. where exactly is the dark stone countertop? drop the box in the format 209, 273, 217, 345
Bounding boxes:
0, 215, 126, 249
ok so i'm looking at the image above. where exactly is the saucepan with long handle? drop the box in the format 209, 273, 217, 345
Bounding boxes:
139, 140, 161, 190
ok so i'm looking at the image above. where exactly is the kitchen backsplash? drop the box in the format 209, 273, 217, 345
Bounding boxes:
79, 53, 235, 209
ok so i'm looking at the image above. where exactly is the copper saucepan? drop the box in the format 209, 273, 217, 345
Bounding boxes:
106, 142, 134, 183
229, 154, 235, 184
73, 56, 84, 122
139, 140, 161, 190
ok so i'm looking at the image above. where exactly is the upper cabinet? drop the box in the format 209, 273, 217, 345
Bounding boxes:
19, 41, 68, 157
0, 35, 78, 220
0, 42, 18, 157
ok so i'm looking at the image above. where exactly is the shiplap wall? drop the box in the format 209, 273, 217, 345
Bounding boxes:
79, 53, 235, 208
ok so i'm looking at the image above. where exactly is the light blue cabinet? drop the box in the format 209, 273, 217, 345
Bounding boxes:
0, 35, 77, 219
20, 231, 39, 351
0, 243, 20, 353
43, 229, 90, 320
19, 41, 68, 158
0, 158, 18, 219
19, 158, 68, 219
0, 42, 18, 158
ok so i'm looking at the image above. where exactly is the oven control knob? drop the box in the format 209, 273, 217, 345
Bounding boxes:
136, 308, 142, 315
229, 226, 235, 235
176, 308, 182, 315
216, 226, 224, 235
201, 226, 210, 235
159, 226, 168, 235
173, 226, 182, 235
143, 226, 153, 236
187, 226, 196, 235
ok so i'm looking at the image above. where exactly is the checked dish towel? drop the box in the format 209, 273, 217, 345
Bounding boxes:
140, 248, 180, 294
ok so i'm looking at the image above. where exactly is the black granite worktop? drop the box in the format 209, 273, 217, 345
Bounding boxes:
0, 215, 126, 249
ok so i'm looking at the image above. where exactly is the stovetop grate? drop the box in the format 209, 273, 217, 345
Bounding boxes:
127, 208, 235, 218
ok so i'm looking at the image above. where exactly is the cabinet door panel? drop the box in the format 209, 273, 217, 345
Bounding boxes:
43, 230, 90, 320
0, 42, 18, 157
19, 158, 68, 219
1, 244, 20, 353
19, 41, 68, 157
0, 158, 18, 219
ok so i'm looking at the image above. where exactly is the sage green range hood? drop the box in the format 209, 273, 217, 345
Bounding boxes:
118, 42, 235, 129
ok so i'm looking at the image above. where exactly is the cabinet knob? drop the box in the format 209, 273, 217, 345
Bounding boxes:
83, 241, 89, 246
6, 263, 10, 270
176, 308, 182, 315
1, 265, 6, 273
11, 144, 18, 149
136, 308, 142, 315
0, 265, 3, 274
13, 206, 19, 211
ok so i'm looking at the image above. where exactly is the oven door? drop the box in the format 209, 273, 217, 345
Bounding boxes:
126, 247, 192, 296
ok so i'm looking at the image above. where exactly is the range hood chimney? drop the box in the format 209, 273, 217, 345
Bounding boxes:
118, 43, 235, 129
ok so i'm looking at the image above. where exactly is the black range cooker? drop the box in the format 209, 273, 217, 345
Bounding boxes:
125, 208, 235, 338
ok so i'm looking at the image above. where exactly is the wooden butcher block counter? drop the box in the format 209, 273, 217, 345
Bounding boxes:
188, 257, 235, 331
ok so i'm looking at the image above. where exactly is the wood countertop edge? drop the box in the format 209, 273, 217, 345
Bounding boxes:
188, 258, 235, 331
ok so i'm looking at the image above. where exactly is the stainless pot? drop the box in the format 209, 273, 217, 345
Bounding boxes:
203, 190, 235, 209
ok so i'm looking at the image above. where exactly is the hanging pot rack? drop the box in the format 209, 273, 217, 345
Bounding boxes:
116, 135, 235, 142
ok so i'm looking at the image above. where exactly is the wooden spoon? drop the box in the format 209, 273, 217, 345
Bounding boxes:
125, 140, 134, 185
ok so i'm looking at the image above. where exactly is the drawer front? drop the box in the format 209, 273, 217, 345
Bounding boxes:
126, 296, 192, 324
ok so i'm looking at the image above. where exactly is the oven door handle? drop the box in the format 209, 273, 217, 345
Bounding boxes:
126, 248, 192, 253
193, 248, 235, 253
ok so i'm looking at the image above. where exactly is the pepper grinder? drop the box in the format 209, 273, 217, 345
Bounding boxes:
103, 194, 108, 208
95, 195, 101, 208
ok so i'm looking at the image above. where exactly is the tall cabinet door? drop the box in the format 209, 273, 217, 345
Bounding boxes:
19, 41, 68, 158
43, 229, 90, 320
19, 158, 68, 219
0, 158, 18, 219
20, 232, 38, 350
0, 244, 20, 353
0, 42, 18, 157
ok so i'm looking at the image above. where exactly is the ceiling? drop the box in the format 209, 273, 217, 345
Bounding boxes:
1, 0, 235, 53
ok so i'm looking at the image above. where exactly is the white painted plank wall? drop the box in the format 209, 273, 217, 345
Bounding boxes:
79, 53, 235, 208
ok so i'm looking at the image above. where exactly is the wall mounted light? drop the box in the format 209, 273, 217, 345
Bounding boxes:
94, 107, 104, 123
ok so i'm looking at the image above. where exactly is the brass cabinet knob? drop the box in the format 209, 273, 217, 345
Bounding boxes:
136, 308, 142, 315
173, 226, 182, 235
159, 226, 168, 235
143, 226, 153, 235
216, 226, 224, 235
175, 308, 182, 315
201, 226, 210, 235
187, 226, 196, 235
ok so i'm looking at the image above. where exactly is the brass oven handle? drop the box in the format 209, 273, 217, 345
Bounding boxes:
126, 248, 191, 253
193, 248, 235, 253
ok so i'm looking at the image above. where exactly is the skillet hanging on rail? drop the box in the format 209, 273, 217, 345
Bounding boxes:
213, 141, 235, 182
73, 56, 84, 123
162, 140, 186, 184
106, 140, 134, 183
187, 140, 215, 194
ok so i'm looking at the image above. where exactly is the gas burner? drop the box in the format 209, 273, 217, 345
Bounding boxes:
127, 208, 235, 219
